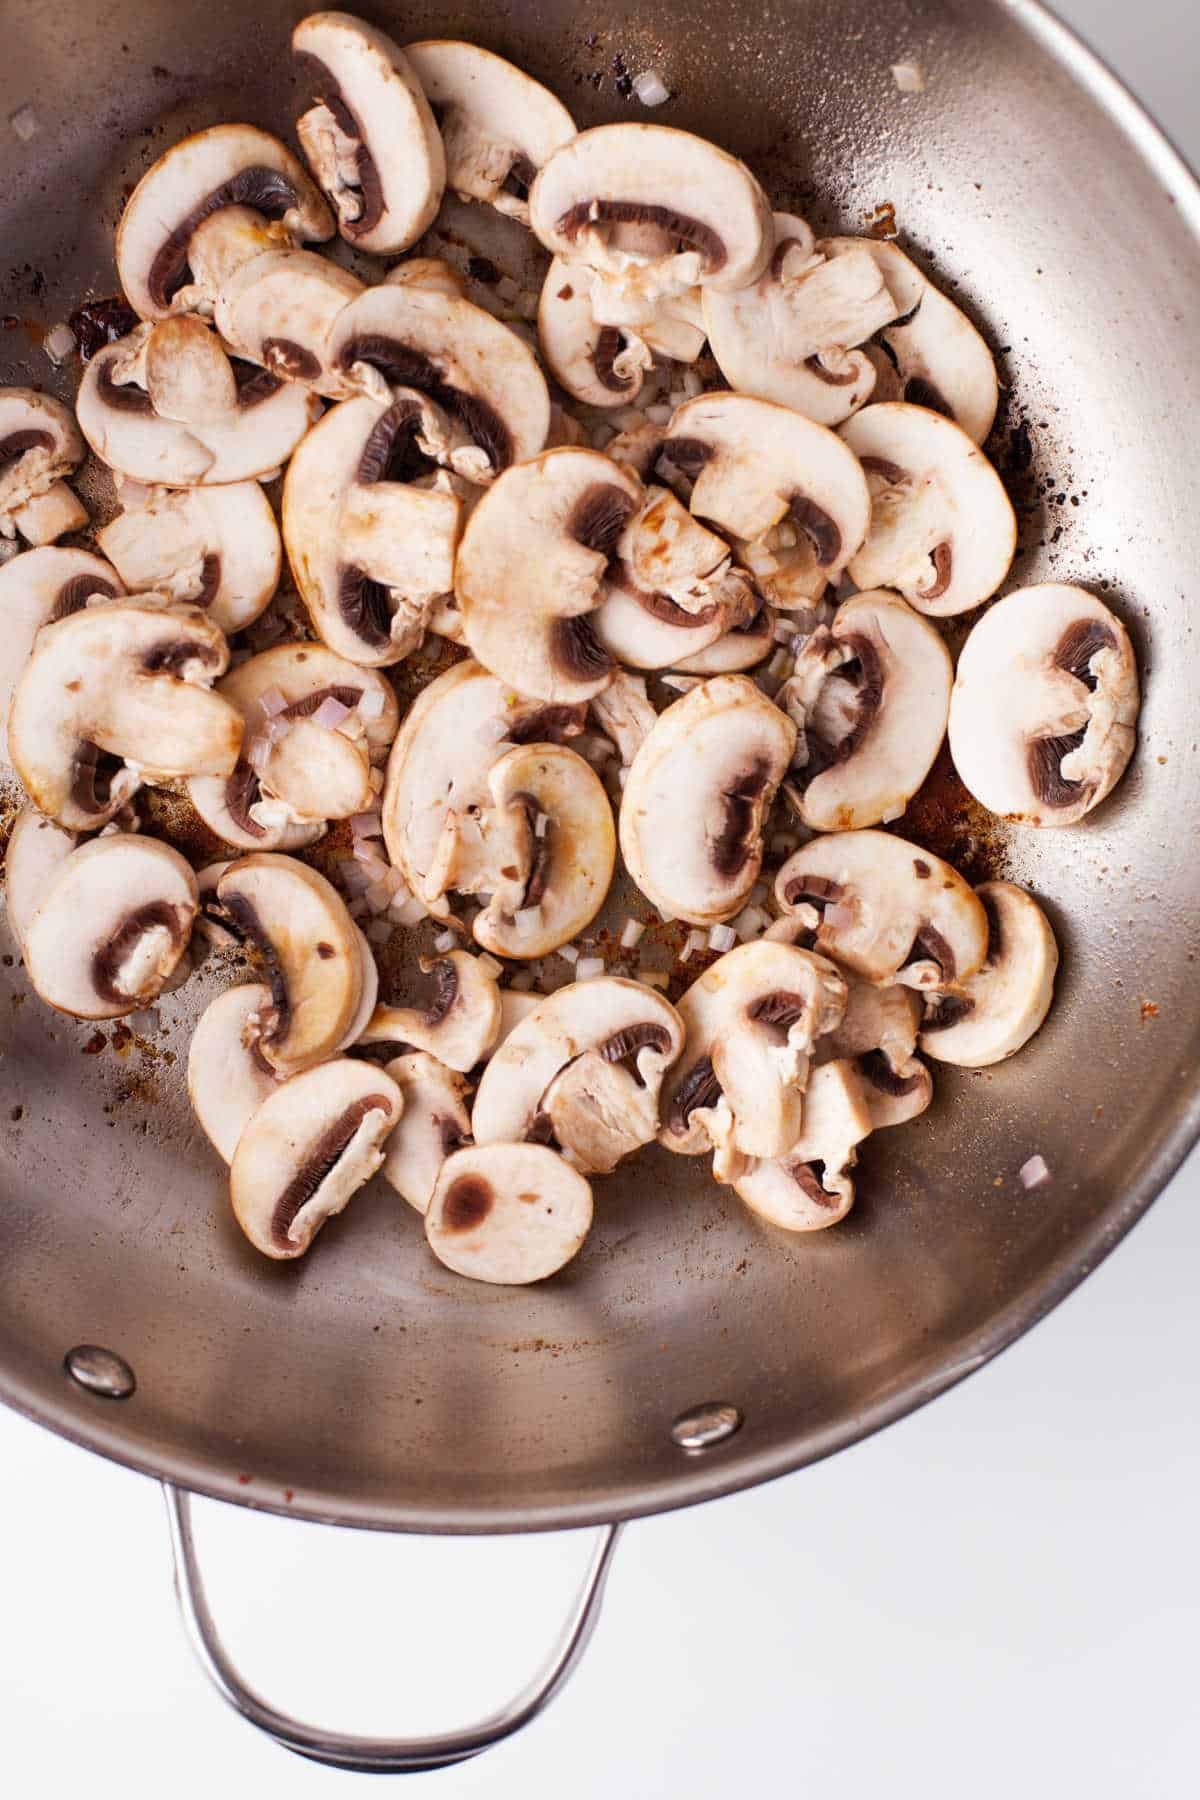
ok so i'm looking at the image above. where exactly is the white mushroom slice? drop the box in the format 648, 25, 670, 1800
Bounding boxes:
617, 485, 733, 612
457, 449, 642, 701
529, 124, 771, 320
815, 969, 931, 1130
214, 249, 364, 396
381, 1050, 472, 1212
357, 949, 502, 1073
0, 548, 124, 739
405, 39, 576, 223
188, 775, 325, 854
664, 392, 870, 607
8, 601, 240, 830
426, 1143, 591, 1284
659, 940, 846, 1161
187, 981, 280, 1162
920, 881, 1059, 1066
76, 323, 319, 486
328, 283, 550, 478
483, 988, 542, 1057
384, 257, 467, 299
22, 834, 197, 1020
948, 583, 1139, 826
840, 403, 1016, 616
0, 389, 88, 546
231, 1057, 402, 1260
115, 122, 334, 321
536, 259, 704, 410
471, 975, 684, 1172
670, 600, 776, 674
589, 669, 657, 766
730, 1060, 873, 1230
619, 674, 795, 926
823, 237, 999, 445
293, 12, 444, 253
97, 483, 280, 635
215, 852, 363, 1072
774, 830, 989, 990
3, 808, 79, 951
591, 574, 729, 670
778, 589, 951, 831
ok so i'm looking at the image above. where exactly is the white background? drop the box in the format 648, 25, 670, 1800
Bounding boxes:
3, 3, 1199, 1794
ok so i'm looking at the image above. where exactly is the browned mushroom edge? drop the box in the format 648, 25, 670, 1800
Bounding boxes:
91, 899, 185, 1004
336, 332, 512, 471
294, 50, 385, 239
148, 166, 310, 311
555, 199, 726, 275
270, 1092, 392, 1248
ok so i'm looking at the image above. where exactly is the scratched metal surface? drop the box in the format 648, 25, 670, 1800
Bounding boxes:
0, 0, 1198, 1531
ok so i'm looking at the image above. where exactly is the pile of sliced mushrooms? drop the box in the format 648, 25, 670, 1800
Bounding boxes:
0, 14, 1142, 1282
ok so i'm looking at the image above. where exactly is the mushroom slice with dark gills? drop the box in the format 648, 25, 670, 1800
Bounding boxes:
22, 834, 197, 1020
670, 597, 777, 676
0, 548, 124, 745
777, 589, 952, 831
7, 600, 241, 830
76, 319, 320, 487
357, 949, 502, 1073
457, 448, 643, 703
2, 808, 79, 953
471, 976, 684, 1177
0, 389, 89, 548
920, 881, 1059, 1067
662, 392, 870, 611
840, 403, 1016, 617
405, 39, 576, 225
948, 584, 1139, 827
659, 941, 847, 1164
537, 255, 704, 410
115, 122, 333, 321
380, 1051, 473, 1213
426, 1143, 592, 1285
213, 249, 365, 398
187, 981, 281, 1163
231, 1058, 402, 1260
774, 830, 989, 993
728, 1059, 874, 1231
215, 852, 364, 1074
97, 482, 280, 636
592, 565, 760, 673
619, 675, 795, 926
293, 11, 444, 254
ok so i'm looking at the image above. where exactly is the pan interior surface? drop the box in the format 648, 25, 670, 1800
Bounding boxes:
1, 0, 1198, 1532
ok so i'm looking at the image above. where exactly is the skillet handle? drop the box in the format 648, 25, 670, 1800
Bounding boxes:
162, 1482, 622, 1774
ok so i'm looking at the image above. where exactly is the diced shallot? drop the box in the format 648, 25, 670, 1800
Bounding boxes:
534, 812, 550, 838
620, 918, 646, 950
245, 735, 272, 773
708, 923, 737, 952
433, 928, 458, 954
633, 70, 670, 107
258, 686, 288, 717
1020, 1154, 1050, 1189
44, 323, 77, 365
356, 689, 386, 720
576, 956, 605, 980
312, 694, 352, 730
391, 895, 427, 926
679, 929, 708, 962
558, 943, 579, 965
515, 905, 543, 934
733, 906, 769, 941
351, 811, 383, 838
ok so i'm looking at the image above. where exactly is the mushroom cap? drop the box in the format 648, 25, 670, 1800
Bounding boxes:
840, 403, 1016, 616
187, 981, 280, 1162
921, 881, 1059, 1066
115, 122, 334, 320
3, 807, 79, 952
76, 326, 319, 486
215, 851, 364, 1072
537, 257, 654, 408
293, 11, 445, 254
426, 1142, 592, 1285
457, 449, 642, 702
405, 39, 576, 221
96, 482, 280, 636
664, 392, 871, 593
529, 124, 771, 295
774, 829, 989, 988
357, 948, 502, 1073
22, 833, 198, 1020
814, 968, 932, 1130
731, 1059, 873, 1230
619, 674, 796, 926
0, 547, 124, 743
948, 583, 1139, 826
213, 248, 365, 397
0, 389, 85, 536
659, 940, 847, 1160
779, 588, 952, 831
8, 600, 241, 830
380, 1050, 472, 1213
231, 1057, 402, 1259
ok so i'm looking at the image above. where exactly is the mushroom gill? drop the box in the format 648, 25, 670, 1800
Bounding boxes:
270, 1092, 391, 1248
555, 199, 726, 274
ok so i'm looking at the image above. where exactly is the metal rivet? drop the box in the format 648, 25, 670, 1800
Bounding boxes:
671, 1402, 742, 1451
64, 1344, 136, 1400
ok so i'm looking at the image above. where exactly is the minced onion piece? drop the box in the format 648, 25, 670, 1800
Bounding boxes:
679, 928, 707, 962
312, 694, 352, 730
391, 895, 427, 926
356, 689, 385, 720
367, 918, 392, 944
515, 905, 543, 934
366, 879, 394, 912
891, 60, 926, 94
633, 70, 670, 107
245, 735, 272, 773
733, 905, 769, 941
620, 918, 646, 950
433, 928, 458, 954
708, 923, 737, 952
576, 956, 605, 980
475, 953, 504, 980
352, 840, 389, 871
10, 105, 37, 142
559, 943, 579, 964
44, 323, 77, 364
258, 686, 288, 717
534, 811, 551, 838
348, 897, 370, 920
773, 618, 798, 645
1020, 1154, 1050, 1189
766, 649, 792, 680
351, 811, 382, 838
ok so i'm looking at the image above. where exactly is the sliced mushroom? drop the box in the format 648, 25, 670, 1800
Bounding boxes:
115, 122, 334, 320
76, 320, 320, 486
97, 482, 280, 635
730, 1060, 873, 1230
3, 807, 79, 951
840, 403, 1016, 616
471, 975, 684, 1174
592, 571, 734, 671
22, 834, 197, 1019
920, 881, 1059, 1065
948, 584, 1139, 826
537, 257, 704, 409
405, 39, 576, 223
589, 669, 658, 766
215, 852, 363, 1072
357, 949, 501, 1072
213, 249, 365, 397
384, 257, 467, 300
380, 1050, 472, 1212
777, 589, 952, 831
0, 547, 124, 741
0, 388, 88, 547
187, 981, 280, 1162
619, 674, 795, 925
659, 940, 846, 1161
231, 1057, 402, 1259
426, 1142, 592, 1284
670, 599, 777, 674
774, 830, 989, 990
293, 11, 444, 253
814, 965, 932, 1129
8, 600, 240, 830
